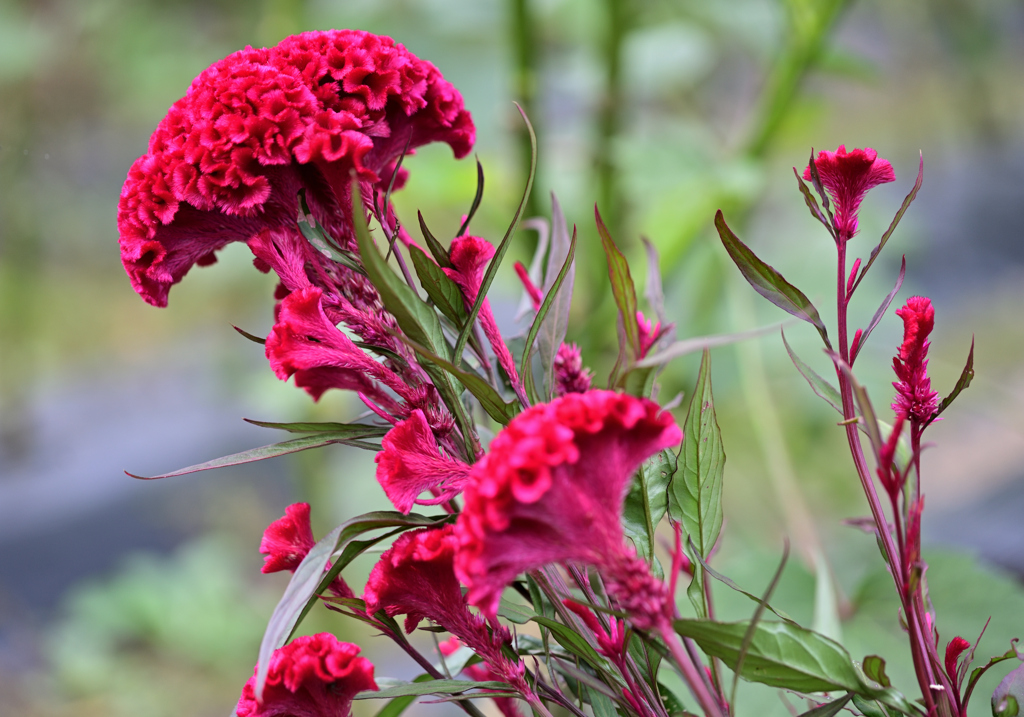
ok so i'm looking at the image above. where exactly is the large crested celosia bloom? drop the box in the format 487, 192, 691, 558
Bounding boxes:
454, 390, 682, 629
235, 633, 376, 716
804, 145, 895, 241
119, 29, 472, 307
375, 409, 471, 513
261, 502, 353, 597
892, 295, 939, 424
363, 526, 535, 705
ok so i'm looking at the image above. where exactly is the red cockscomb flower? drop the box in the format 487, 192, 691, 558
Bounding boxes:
454, 390, 682, 629
235, 633, 376, 716
804, 145, 895, 241
892, 296, 939, 424
375, 409, 471, 513
118, 29, 473, 308
260, 502, 353, 598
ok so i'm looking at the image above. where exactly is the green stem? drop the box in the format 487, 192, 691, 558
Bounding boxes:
509, 0, 541, 221
597, 0, 627, 238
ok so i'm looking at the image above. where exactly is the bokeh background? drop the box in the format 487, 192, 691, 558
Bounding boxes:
1, 0, 1023, 715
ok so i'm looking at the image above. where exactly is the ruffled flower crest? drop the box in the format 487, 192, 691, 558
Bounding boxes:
375, 409, 472, 513
454, 390, 682, 629
892, 296, 939, 424
803, 145, 895, 241
260, 502, 353, 598
118, 29, 473, 308
235, 633, 377, 717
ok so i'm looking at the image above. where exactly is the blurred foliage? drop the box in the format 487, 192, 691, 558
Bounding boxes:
2, 0, 1024, 715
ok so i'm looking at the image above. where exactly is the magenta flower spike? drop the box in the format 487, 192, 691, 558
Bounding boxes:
443, 236, 521, 386
454, 390, 682, 629
892, 296, 939, 425
260, 502, 353, 597
118, 29, 473, 308
235, 633, 376, 716
552, 343, 592, 396
375, 409, 472, 513
803, 145, 895, 242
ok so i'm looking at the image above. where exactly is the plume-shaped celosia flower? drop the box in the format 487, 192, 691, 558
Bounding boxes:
552, 343, 592, 396
803, 145, 895, 241
260, 502, 354, 598
892, 296, 939, 424
454, 390, 682, 629
375, 409, 472, 513
363, 526, 534, 702
235, 633, 376, 717
944, 636, 971, 687
118, 29, 473, 308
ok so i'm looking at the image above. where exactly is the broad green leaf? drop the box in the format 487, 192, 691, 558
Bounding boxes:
850, 695, 888, 717
715, 210, 831, 349
634, 323, 783, 369
595, 206, 641, 360
852, 153, 924, 294
497, 597, 536, 625
670, 349, 725, 618
409, 245, 470, 328
354, 679, 512, 699
782, 330, 843, 414
127, 432, 379, 480
243, 418, 389, 437
233, 325, 265, 344
256, 524, 342, 699
538, 194, 576, 400
452, 104, 535, 363
851, 256, 905, 364
457, 158, 485, 237
417, 211, 454, 269
583, 685, 620, 717
522, 225, 577, 403
799, 694, 852, 717
672, 618, 863, 693
623, 449, 677, 566
373, 674, 434, 717
926, 337, 974, 427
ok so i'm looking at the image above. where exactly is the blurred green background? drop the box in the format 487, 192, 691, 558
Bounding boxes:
1, 0, 1023, 715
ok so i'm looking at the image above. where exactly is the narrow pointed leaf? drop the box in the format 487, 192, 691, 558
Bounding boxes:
453, 104, 535, 363
853, 153, 924, 293
852, 256, 905, 364
807, 149, 836, 228
409, 245, 470, 327
532, 616, 606, 667
243, 419, 389, 437
831, 354, 883, 458
687, 545, 796, 624
926, 337, 974, 427
715, 210, 831, 349
798, 694, 852, 717
354, 680, 512, 700
623, 449, 676, 565
456, 158, 485, 237
793, 168, 836, 238
373, 674, 434, 717
595, 206, 641, 359
538, 195, 576, 399
781, 330, 843, 414
233, 325, 266, 344
127, 433, 378, 480
963, 639, 1021, 708
418, 211, 454, 269
634, 322, 783, 369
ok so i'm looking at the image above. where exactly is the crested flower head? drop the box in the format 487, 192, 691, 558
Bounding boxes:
118, 29, 473, 307
803, 145, 895, 241
260, 502, 354, 598
235, 633, 376, 716
892, 296, 939, 424
375, 409, 472, 513
454, 390, 681, 626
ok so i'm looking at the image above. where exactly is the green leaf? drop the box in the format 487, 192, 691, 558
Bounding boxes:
862, 655, 891, 688
243, 418, 389, 437
963, 640, 1021, 710
583, 685, 621, 717
850, 695, 889, 717
670, 349, 725, 618
497, 597, 536, 625
595, 205, 641, 360
851, 256, 905, 364
852, 153, 924, 294
992, 662, 1024, 717
792, 167, 836, 239
355, 679, 512, 699
297, 190, 365, 274
672, 618, 863, 693
532, 615, 606, 667
782, 330, 843, 414
926, 337, 974, 427
537, 194, 576, 401
522, 225, 577, 402
634, 323, 783, 369
457, 158, 485, 237
126, 432, 379, 480
686, 545, 796, 624
798, 694, 853, 717
409, 245, 470, 328
233, 325, 266, 344
417, 211, 454, 269
715, 210, 831, 349
623, 449, 677, 566
373, 674, 434, 717
452, 104, 535, 363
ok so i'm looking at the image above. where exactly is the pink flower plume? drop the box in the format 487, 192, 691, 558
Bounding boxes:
454, 390, 682, 628
803, 145, 895, 241
892, 296, 939, 424
375, 409, 472, 513
553, 343, 592, 395
118, 29, 474, 307
235, 633, 376, 716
